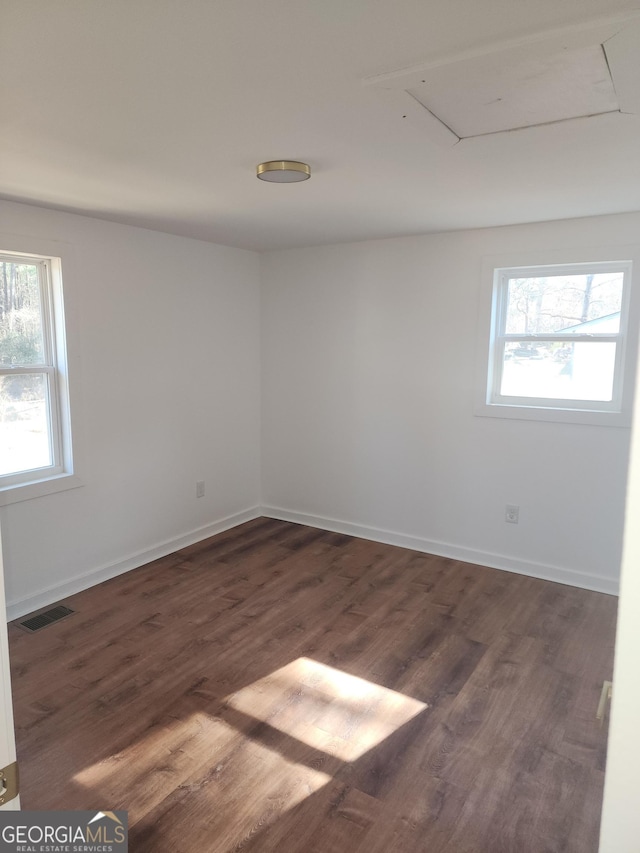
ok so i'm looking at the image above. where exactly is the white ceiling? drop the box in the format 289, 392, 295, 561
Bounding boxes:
1, 0, 640, 251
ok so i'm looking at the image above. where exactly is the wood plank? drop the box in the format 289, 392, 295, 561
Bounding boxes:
8, 518, 616, 852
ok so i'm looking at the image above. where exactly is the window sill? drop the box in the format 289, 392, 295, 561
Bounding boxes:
0, 472, 84, 506
474, 400, 632, 428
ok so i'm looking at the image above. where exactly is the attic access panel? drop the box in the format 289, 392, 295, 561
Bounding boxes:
407, 44, 617, 138
366, 16, 640, 144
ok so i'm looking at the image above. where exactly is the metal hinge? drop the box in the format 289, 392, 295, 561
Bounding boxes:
596, 680, 613, 725
0, 761, 19, 806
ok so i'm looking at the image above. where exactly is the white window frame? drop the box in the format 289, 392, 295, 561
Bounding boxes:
475, 252, 638, 427
0, 246, 80, 504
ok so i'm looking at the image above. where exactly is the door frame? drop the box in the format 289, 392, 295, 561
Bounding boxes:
0, 525, 19, 810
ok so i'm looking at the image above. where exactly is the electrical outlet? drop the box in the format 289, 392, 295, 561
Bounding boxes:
196, 480, 205, 498
505, 504, 519, 524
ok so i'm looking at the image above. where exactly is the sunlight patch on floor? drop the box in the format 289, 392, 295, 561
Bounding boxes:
73, 710, 331, 826
225, 657, 428, 762
73, 657, 427, 844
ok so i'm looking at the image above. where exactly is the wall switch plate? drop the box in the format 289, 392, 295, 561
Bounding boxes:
196, 480, 205, 498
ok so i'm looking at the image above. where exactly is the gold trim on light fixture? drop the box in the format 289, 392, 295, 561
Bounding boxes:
256, 160, 311, 182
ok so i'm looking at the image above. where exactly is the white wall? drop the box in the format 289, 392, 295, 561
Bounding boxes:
599, 295, 640, 850
261, 213, 640, 594
0, 201, 261, 618
2, 203, 636, 618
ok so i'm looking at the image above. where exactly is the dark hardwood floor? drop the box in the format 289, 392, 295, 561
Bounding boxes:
8, 518, 617, 852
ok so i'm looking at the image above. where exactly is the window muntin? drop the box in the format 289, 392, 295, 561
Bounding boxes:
487, 262, 631, 414
0, 253, 67, 487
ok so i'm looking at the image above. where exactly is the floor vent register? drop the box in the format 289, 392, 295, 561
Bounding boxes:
19, 605, 75, 633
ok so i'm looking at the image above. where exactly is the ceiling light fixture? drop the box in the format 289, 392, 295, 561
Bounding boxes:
256, 160, 310, 183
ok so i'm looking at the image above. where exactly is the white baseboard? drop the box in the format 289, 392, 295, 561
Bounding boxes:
6, 506, 262, 622
7, 502, 617, 622
261, 505, 619, 596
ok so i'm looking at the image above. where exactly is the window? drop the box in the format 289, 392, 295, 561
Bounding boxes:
478, 259, 634, 425
0, 251, 74, 494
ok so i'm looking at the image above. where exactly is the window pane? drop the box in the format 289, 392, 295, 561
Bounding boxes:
0, 260, 45, 365
0, 373, 52, 475
505, 272, 624, 335
500, 341, 616, 401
